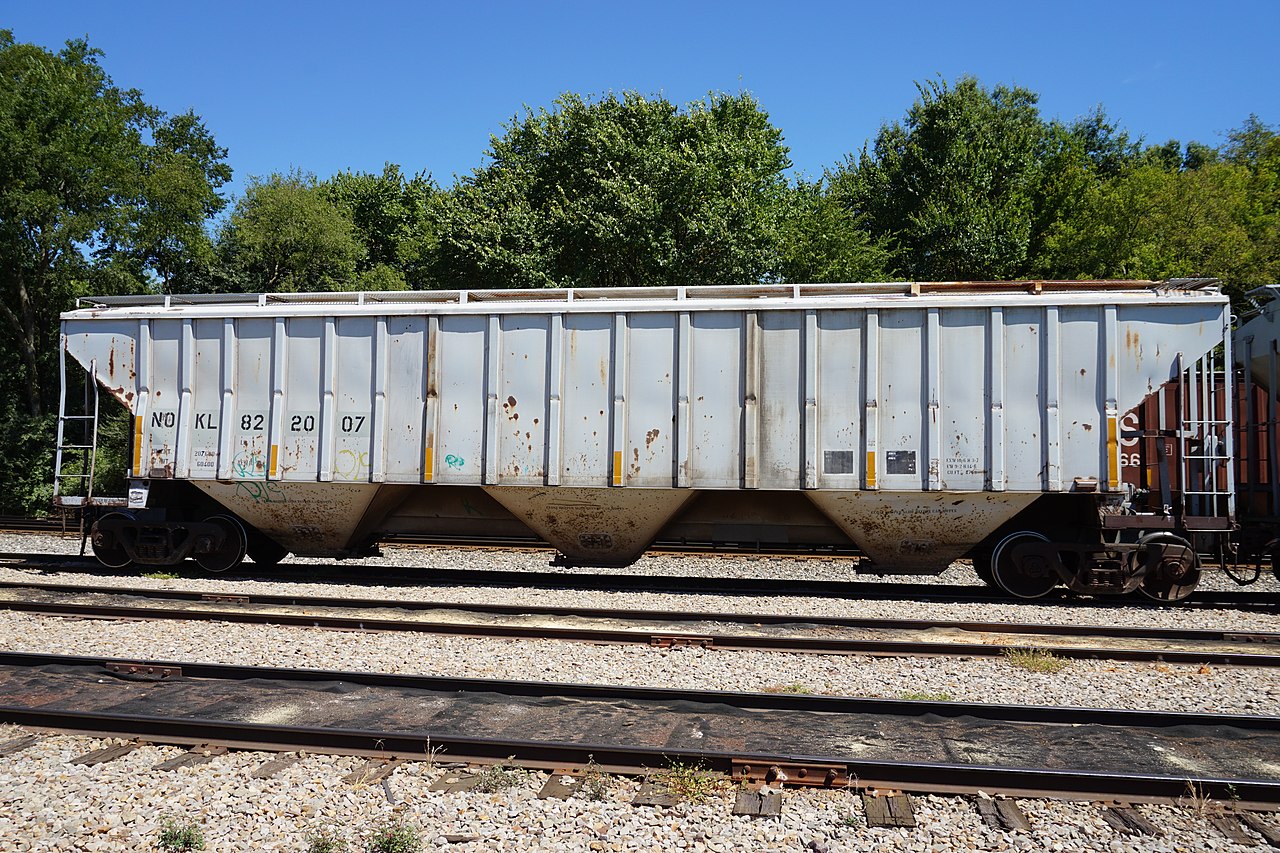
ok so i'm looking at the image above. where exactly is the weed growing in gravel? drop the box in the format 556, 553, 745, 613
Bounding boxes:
306, 829, 348, 853
156, 817, 204, 851
578, 755, 611, 801
473, 757, 529, 793
841, 813, 860, 827
1178, 780, 1229, 817
764, 682, 813, 694
898, 691, 953, 702
1002, 647, 1069, 674
365, 821, 421, 853
141, 571, 180, 580
653, 761, 726, 803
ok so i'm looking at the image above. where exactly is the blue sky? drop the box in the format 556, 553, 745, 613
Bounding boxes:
9, 0, 1279, 206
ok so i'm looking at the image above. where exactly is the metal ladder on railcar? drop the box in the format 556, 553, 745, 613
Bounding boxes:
51, 356, 101, 544
1178, 348, 1236, 524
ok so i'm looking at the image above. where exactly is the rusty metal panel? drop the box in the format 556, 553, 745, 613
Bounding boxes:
625, 313, 677, 487
496, 315, 549, 484
756, 311, 803, 489
280, 317, 322, 480
186, 319, 223, 479
1059, 306, 1106, 491
231, 318, 272, 480
688, 312, 742, 487
434, 314, 486, 484
143, 320, 181, 478
559, 313, 612, 486
384, 316, 428, 483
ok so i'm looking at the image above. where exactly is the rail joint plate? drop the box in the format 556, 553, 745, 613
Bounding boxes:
732, 758, 847, 787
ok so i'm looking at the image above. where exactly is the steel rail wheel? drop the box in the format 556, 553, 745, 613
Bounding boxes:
89, 511, 134, 569
196, 515, 247, 573
1136, 533, 1201, 602
990, 531, 1057, 599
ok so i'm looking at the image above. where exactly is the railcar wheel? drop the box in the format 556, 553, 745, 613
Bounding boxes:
90, 511, 134, 569
247, 534, 288, 568
990, 531, 1057, 599
196, 515, 247, 573
1136, 533, 1200, 602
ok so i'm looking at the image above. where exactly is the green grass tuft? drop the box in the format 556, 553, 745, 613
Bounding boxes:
156, 817, 204, 851
1002, 647, 1070, 674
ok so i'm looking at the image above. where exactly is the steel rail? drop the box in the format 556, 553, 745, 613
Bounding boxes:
0, 582, 1277, 666
1, 651, 1278, 804
3, 551, 1277, 610
3, 651, 1277, 730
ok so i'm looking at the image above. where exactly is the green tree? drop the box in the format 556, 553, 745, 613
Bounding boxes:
774, 180, 892, 283
1027, 109, 1140, 274
0, 31, 229, 417
0, 31, 228, 513
216, 171, 363, 292
1038, 117, 1279, 301
322, 163, 436, 289
831, 77, 1048, 280
429, 91, 792, 289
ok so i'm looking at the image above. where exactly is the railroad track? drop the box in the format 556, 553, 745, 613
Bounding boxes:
3, 549, 1277, 610
1, 580, 1277, 666
1, 651, 1277, 806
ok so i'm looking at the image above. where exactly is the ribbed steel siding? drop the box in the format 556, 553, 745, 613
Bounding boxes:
65, 295, 1227, 495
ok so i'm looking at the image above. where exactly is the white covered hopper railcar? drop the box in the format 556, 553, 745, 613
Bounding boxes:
55, 280, 1233, 599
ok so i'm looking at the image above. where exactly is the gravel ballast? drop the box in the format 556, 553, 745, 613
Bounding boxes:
0, 534, 1276, 850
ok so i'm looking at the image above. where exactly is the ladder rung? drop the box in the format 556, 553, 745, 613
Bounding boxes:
60, 415, 95, 420
58, 444, 95, 450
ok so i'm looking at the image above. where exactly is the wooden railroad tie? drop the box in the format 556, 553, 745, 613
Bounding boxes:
0, 734, 40, 756
70, 741, 143, 766
1239, 813, 1280, 849
862, 792, 916, 828
733, 787, 782, 817
1100, 805, 1161, 837
153, 743, 227, 772
976, 797, 1031, 832
538, 768, 583, 799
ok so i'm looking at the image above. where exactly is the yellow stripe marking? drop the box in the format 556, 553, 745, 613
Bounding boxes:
269, 445, 279, 478
424, 447, 434, 482
1106, 416, 1119, 489
613, 451, 623, 487
132, 416, 143, 476
865, 451, 876, 488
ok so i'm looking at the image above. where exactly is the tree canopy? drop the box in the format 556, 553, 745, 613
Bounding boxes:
831, 78, 1048, 281
428, 92, 796, 289
0, 30, 230, 418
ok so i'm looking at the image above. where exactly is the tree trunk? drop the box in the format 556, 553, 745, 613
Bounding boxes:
0, 268, 45, 418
